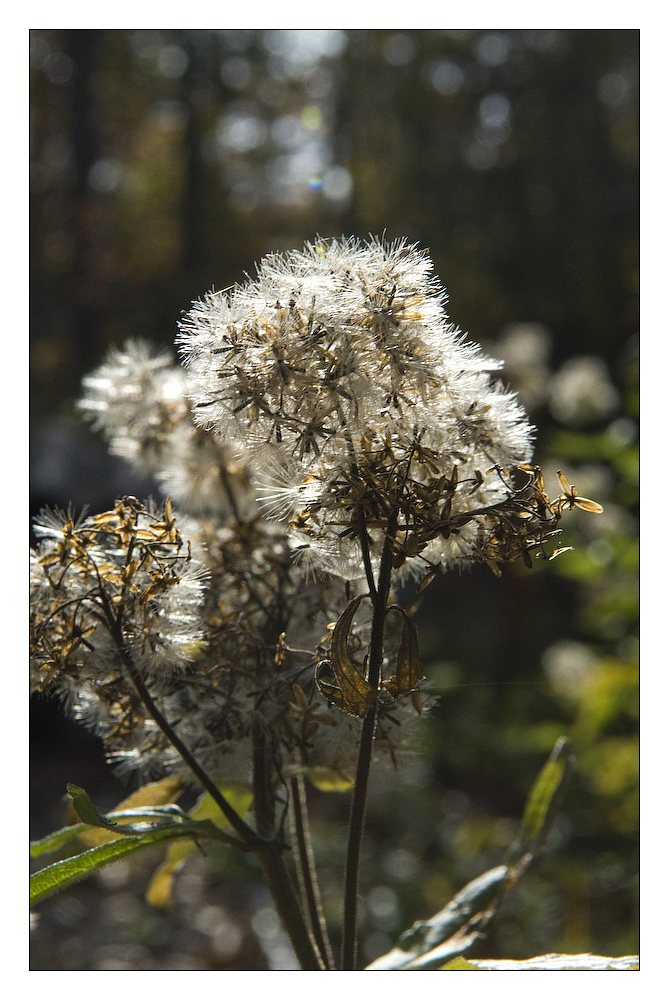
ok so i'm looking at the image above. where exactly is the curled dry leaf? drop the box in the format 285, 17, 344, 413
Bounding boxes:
316, 596, 375, 718
382, 606, 424, 699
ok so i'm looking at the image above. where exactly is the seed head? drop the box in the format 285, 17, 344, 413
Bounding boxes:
179, 237, 536, 577
79, 340, 252, 517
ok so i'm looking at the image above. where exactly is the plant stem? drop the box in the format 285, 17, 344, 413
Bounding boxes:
111, 628, 261, 849
257, 843, 323, 970
341, 422, 377, 599
252, 718, 323, 970
341, 513, 398, 971
290, 770, 335, 969
218, 461, 243, 524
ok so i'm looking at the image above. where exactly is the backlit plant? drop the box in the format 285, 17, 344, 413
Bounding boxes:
31, 238, 626, 973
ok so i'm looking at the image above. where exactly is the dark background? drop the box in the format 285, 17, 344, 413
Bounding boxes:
30, 28, 639, 970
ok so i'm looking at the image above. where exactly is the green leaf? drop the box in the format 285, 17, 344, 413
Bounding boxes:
366, 865, 509, 970
66, 784, 110, 828
369, 738, 577, 972
513, 736, 575, 864
67, 783, 188, 837
30, 823, 92, 858
32, 781, 248, 907
73, 775, 184, 848
31, 808, 191, 858
31, 823, 207, 906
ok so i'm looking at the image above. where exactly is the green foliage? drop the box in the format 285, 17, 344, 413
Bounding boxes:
367, 865, 509, 970
31, 825, 204, 906
30, 785, 250, 907
67, 783, 187, 835
30, 823, 91, 858
513, 736, 574, 863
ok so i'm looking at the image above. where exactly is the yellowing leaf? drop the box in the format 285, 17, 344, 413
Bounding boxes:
575, 497, 604, 514
440, 957, 479, 970
190, 785, 253, 828
305, 767, 354, 793
145, 839, 194, 909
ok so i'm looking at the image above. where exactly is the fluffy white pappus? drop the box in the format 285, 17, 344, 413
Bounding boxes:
79, 340, 188, 470
177, 237, 456, 446
106, 742, 183, 782
178, 238, 535, 578
156, 422, 248, 517
252, 444, 325, 520
131, 567, 210, 676
80, 339, 258, 520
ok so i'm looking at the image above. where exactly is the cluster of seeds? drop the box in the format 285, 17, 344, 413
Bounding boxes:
31, 237, 601, 787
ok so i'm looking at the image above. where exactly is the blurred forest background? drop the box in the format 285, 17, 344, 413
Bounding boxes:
30, 28, 639, 970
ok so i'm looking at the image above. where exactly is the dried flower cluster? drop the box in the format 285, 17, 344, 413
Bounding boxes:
31, 237, 600, 788
30, 493, 423, 782
30, 497, 207, 774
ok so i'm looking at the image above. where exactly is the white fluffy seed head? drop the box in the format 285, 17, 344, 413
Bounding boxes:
179, 237, 534, 577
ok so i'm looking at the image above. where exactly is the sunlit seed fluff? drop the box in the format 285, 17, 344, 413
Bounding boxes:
178, 237, 534, 577
79, 340, 252, 518
177, 237, 456, 451
79, 340, 187, 468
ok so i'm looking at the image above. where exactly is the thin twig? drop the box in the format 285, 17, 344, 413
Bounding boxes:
218, 460, 243, 524
92, 563, 261, 849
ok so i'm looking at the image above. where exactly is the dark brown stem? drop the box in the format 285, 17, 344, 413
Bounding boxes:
341, 512, 398, 971
257, 843, 323, 970
290, 771, 335, 969
203, 471, 318, 968
252, 719, 322, 970
116, 625, 320, 969
340, 418, 377, 599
